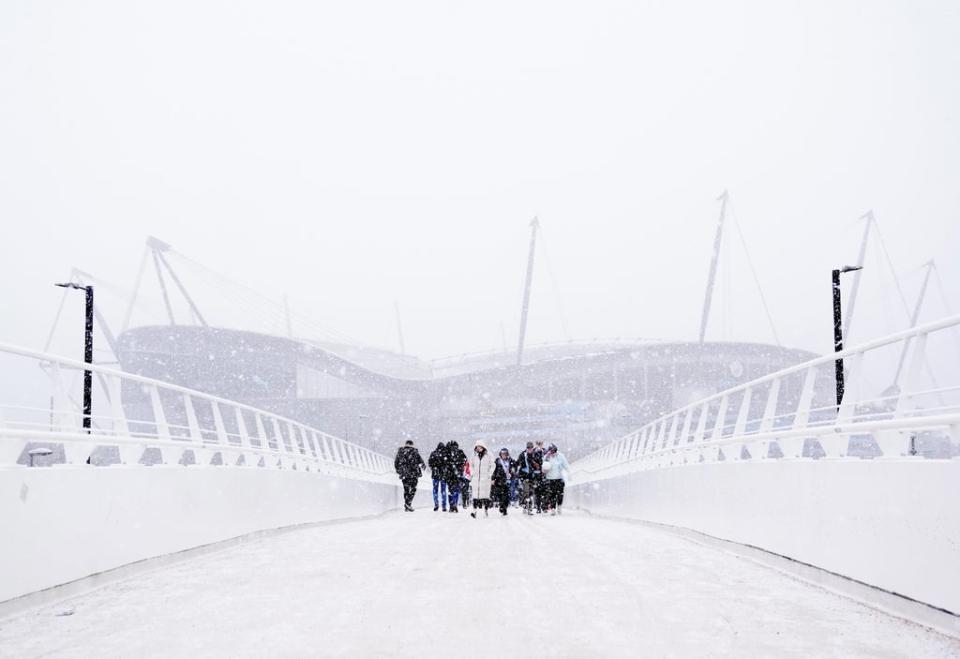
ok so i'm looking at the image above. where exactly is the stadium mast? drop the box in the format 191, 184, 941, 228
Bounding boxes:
516, 217, 540, 366
122, 237, 209, 331
394, 300, 406, 355
699, 190, 728, 344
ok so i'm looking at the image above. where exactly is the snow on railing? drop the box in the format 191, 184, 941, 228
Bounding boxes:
0, 342, 395, 484
573, 315, 960, 481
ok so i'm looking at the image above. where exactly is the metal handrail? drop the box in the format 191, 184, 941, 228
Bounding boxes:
572, 314, 960, 479
0, 342, 395, 482
576, 413, 960, 476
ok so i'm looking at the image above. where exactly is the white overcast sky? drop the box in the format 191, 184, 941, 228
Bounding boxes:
1, 0, 958, 361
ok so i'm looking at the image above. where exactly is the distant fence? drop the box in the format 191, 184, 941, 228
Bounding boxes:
0, 343, 398, 605
569, 315, 960, 616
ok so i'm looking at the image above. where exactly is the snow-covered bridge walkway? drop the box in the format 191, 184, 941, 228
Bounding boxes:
1, 511, 956, 659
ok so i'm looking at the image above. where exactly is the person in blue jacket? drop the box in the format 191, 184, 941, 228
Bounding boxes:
428, 442, 448, 511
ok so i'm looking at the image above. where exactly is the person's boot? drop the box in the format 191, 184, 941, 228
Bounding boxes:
470, 510, 477, 518
484, 507, 489, 517
450, 505, 458, 513
434, 505, 439, 511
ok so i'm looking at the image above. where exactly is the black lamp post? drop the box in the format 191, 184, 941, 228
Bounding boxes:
55, 282, 94, 433
832, 265, 862, 407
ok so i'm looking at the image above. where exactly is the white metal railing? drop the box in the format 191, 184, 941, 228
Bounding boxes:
0, 342, 396, 485
573, 315, 960, 482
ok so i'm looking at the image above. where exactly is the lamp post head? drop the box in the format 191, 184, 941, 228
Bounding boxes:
55, 282, 92, 294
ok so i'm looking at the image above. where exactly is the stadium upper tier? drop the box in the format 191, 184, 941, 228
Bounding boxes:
118, 326, 817, 395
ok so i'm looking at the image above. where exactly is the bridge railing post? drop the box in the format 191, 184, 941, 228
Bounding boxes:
629, 431, 641, 460
693, 401, 709, 446
824, 351, 864, 458
266, 418, 283, 468
253, 413, 270, 467
894, 332, 928, 420
653, 419, 665, 454
332, 437, 348, 476
183, 394, 211, 466
107, 374, 130, 439
728, 386, 752, 461
319, 433, 334, 468
302, 427, 319, 469
781, 366, 817, 458
147, 384, 175, 465
878, 332, 930, 457
211, 401, 232, 466
286, 421, 304, 470
665, 414, 677, 456
234, 407, 255, 467
750, 378, 780, 460
676, 409, 693, 463
759, 378, 780, 433
707, 395, 729, 462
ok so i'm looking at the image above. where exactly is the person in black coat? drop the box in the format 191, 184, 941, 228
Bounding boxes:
491, 448, 517, 516
515, 441, 543, 515
444, 440, 467, 513
394, 440, 426, 512
428, 442, 449, 511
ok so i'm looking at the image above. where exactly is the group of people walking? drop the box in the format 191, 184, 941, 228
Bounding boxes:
394, 438, 570, 517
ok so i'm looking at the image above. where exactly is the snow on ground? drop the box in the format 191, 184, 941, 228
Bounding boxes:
1, 507, 957, 658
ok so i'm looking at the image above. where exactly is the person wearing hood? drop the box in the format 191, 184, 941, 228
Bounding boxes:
468, 440, 497, 518
394, 440, 426, 512
428, 442, 449, 512
444, 440, 467, 513
492, 447, 517, 516
542, 443, 570, 515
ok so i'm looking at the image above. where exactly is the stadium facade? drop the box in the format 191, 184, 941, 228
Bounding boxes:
117, 325, 826, 459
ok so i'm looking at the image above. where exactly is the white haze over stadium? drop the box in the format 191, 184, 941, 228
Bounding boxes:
1, 0, 958, 364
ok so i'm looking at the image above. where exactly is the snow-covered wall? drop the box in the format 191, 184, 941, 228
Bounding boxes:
570, 460, 960, 615
0, 466, 399, 604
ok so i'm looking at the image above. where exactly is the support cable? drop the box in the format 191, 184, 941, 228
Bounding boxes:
166, 250, 362, 346
727, 199, 782, 346
870, 220, 913, 321
43, 287, 71, 353
869, 220, 945, 400
151, 250, 176, 326
537, 226, 572, 341
177, 253, 358, 343
156, 251, 208, 327
122, 246, 150, 333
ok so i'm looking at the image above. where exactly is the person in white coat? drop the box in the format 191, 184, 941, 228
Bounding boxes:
468, 439, 497, 518
542, 443, 570, 515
